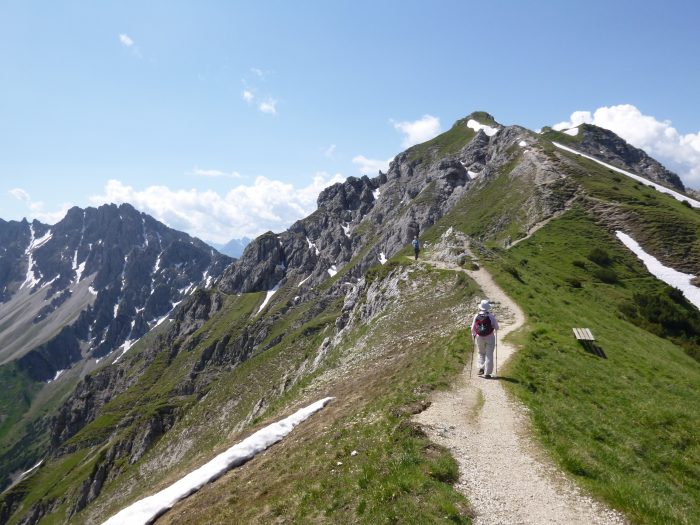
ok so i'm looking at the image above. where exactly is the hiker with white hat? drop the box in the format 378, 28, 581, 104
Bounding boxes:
471, 299, 499, 378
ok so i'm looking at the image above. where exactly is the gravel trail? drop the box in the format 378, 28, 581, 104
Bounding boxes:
413, 256, 627, 525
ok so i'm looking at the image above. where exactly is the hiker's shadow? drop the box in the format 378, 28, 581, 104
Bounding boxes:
492, 376, 520, 384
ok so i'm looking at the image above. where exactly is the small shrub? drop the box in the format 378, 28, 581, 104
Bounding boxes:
587, 248, 612, 266
682, 200, 692, 208
572, 260, 587, 269
503, 264, 524, 283
565, 277, 582, 288
593, 268, 618, 284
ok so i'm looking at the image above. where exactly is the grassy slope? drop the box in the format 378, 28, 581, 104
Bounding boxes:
153, 263, 477, 525
486, 207, 700, 525
406, 142, 700, 523
3, 260, 476, 524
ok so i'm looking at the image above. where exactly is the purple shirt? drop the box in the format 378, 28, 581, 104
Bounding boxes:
470, 311, 499, 337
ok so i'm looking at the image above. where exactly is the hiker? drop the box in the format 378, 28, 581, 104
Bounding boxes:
412, 236, 420, 260
471, 299, 499, 378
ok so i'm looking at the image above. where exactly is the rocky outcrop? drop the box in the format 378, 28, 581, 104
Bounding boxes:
573, 124, 685, 191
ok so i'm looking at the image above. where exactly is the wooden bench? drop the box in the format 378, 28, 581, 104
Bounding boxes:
572, 328, 606, 358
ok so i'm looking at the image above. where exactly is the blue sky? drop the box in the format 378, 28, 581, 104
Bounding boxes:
2, 0, 699, 243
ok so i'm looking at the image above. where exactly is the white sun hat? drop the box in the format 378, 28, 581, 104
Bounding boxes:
479, 299, 491, 311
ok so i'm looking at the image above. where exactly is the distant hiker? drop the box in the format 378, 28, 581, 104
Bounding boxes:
471, 299, 499, 378
412, 236, 420, 260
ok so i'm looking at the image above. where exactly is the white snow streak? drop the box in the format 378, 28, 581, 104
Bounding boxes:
16, 460, 43, 482
327, 265, 338, 277
21, 225, 53, 289
257, 282, 281, 314
467, 119, 499, 137
297, 274, 311, 287
553, 142, 700, 208
48, 369, 65, 383
616, 232, 700, 309
563, 127, 580, 136
102, 397, 334, 525
306, 237, 320, 256
379, 252, 387, 265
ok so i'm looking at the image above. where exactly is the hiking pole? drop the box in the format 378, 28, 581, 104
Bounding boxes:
469, 335, 476, 378
494, 330, 498, 376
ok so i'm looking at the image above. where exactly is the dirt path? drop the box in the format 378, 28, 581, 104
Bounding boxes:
413, 254, 627, 525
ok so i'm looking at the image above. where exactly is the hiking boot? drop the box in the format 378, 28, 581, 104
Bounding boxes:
478, 368, 484, 376
484, 374, 492, 379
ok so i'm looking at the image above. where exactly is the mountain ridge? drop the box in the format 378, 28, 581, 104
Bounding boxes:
2, 110, 700, 524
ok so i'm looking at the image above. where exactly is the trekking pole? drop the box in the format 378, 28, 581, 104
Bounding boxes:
469, 334, 475, 378
494, 330, 498, 376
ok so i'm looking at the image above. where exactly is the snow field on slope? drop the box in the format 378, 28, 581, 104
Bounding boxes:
616, 231, 700, 309
553, 142, 700, 208
102, 397, 334, 525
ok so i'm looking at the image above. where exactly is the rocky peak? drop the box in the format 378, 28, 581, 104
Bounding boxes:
0, 204, 233, 381
572, 124, 685, 191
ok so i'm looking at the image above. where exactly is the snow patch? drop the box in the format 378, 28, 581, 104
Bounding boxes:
467, 119, 499, 137
48, 369, 65, 383
518, 140, 527, 147
327, 265, 338, 277
89, 286, 98, 296
297, 274, 311, 288
114, 336, 140, 364
257, 282, 281, 314
17, 460, 43, 481
553, 142, 700, 208
379, 252, 387, 265
341, 223, 351, 238
467, 170, 479, 179
616, 232, 700, 309
102, 398, 334, 525
372, 188, 381, 200
306, 237, 321, 256
563, 127, 580, 136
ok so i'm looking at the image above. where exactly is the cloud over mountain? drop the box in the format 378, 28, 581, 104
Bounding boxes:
554, 104, 700, 188
90, 173, 345, 243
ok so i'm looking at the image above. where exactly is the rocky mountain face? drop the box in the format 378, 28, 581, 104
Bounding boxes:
556, 123, 686, 191
3, 111, 697, 524
0, 203, 232, 382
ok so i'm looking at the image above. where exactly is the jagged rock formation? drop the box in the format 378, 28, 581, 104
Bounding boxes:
0, 203, 232, 381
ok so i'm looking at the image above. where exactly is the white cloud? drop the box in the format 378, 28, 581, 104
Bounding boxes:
554, 104, 700, 189
352, 155, 392, 175
118, 34, 134, 47
250, 67, 266, 79
258, 99, 277, 115
242, 90, 254, 103
9, 188, 71, 223
324, 144, 336, 158
89, 173, 345, 243
192, 167, 242, 179
392, 115, 441, 148
9, 188, 30, 202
